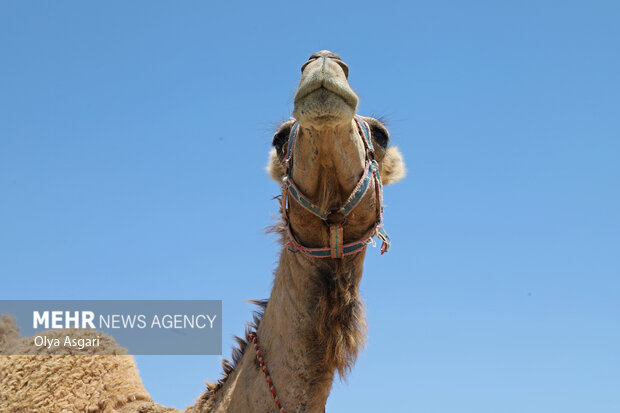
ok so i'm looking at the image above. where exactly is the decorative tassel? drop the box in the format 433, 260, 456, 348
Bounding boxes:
376, 226, 391, 255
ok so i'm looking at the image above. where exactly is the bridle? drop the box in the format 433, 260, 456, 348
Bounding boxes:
280, 114, 391, 259
250, 116, 392, 412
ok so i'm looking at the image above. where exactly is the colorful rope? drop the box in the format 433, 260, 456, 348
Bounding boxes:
248, 332, 286, 413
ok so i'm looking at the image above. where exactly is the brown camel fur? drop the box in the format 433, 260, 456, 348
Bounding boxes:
0, 50, 405, 413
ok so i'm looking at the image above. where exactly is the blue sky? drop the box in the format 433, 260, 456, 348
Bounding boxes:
1, 1, 619, 412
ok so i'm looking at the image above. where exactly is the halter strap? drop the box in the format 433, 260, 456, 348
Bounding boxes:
284, 122, 299, 174
283, 159, 374, 221
354, 114, 375, 156
282, 115, 391, 259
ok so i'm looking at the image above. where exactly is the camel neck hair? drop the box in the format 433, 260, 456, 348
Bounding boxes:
254, 248, 368, 410
192, 236, 368, 412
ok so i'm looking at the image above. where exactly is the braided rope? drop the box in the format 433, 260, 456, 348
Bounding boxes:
247, 332, 286, 413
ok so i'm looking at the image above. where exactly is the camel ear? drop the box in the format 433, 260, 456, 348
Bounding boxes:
266, 148, 286, 183
381, 146, 406, 185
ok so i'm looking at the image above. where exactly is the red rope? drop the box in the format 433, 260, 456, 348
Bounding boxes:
247, 332, 286, 413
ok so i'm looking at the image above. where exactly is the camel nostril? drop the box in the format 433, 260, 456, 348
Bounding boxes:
335, 60, 349, 78
301, 57, 319, 73
300, 56, 349, 78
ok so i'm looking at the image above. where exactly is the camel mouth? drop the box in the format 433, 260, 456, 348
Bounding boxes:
294, 81, 358, 112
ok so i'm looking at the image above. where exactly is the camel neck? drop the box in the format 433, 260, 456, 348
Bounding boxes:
254, 249, 367, 411
195, 247, 367, 413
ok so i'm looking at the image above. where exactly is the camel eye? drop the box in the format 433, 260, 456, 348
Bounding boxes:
371, 127, 389, 148
272, 126, 291, 155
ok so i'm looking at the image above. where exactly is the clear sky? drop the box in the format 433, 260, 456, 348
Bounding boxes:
1, 1, 619, 412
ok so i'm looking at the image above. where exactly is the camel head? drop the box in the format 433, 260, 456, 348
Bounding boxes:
267, 50, 405, 256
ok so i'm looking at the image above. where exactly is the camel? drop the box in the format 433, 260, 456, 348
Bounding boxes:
0, 50, 405, 413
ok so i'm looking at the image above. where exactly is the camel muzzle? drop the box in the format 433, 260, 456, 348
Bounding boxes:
293, 51, 359, 124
